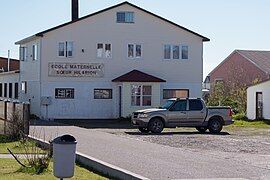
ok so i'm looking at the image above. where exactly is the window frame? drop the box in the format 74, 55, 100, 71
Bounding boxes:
32, 44, 38, 60
55, 88, 75, 99
20, 46, 27, 61
131, 85, 152, 107
58, 41, 74, 58
94, 89, 113, 99
127, 44, 142, 59
181, 45, 189, 60
116, 12, 134, 23
96, 43, 112, 59
163, 89, 189, 99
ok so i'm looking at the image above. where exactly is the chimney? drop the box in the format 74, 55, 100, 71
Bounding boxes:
71, 0, 79, 21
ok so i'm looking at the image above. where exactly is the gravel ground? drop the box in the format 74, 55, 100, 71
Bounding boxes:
100, 126, 270, 155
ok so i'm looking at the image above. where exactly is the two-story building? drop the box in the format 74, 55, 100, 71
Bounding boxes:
15, 1, 209, 120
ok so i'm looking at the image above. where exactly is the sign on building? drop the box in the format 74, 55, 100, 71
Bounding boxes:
48, 63, 104, 77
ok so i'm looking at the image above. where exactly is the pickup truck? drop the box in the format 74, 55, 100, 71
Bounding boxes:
131, 98, 234, 134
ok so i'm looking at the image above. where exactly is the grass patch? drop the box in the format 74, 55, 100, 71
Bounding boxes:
0, 135, 45, 154
231, 119, 270, 128
0, 159, 107, 180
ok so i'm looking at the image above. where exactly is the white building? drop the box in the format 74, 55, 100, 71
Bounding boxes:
247, 79, 270, 120
15, 1, 209, 120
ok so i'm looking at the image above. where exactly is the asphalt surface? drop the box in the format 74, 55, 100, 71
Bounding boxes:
30, 125, 270, 180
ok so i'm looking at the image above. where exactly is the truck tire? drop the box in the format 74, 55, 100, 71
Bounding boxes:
208, 118, 223, 134
138, 127, 150, 133
196, 127, 207, 133
148, 118, 164, 133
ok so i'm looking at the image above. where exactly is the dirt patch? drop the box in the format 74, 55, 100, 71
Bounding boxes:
100, 127, 270, 155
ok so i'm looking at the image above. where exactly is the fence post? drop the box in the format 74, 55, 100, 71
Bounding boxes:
23, 103, 30, 135
3, 101, 7, 134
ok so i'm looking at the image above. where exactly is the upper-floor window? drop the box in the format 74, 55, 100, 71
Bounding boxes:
128, 44, 142, 59
58, 41, 74, 58
182, 46, 188, 59
164, 45, 189, 60
97, 43, 112, 58
19, 47, 27, 61
32, 44, 38, 60
117, 12, 134, 23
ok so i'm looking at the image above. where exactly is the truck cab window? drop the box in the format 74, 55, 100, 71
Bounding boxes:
170, 100, 187, 111
189, 99, 203, 111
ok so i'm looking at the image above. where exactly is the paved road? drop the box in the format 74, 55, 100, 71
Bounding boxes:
30, 125, 270, 180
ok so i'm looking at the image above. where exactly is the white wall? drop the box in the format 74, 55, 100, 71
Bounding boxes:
247, 80, 270, 119
17, 3, 206, 119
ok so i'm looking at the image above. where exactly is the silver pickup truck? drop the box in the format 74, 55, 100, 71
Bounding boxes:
132, 98, 234, 134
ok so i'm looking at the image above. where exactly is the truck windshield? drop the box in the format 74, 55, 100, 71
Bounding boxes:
161, 100, 175, 109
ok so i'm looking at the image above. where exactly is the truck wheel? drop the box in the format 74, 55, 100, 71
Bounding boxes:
208, 119, 223, 134
196, 127, 207, 133
148, 118, 164, 133
138, 127, 150, 133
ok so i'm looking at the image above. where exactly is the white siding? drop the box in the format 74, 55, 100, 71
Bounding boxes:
247, 80, 270, 120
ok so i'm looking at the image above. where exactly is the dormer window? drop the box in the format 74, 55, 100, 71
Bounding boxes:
117, 12, 134, 23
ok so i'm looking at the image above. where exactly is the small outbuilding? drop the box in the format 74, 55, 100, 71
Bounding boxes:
247, 79, 270, 120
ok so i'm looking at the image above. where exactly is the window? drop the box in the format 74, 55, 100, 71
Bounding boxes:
21, 81, 27, 94
67, 42, 73, 57
58, 42, 65, 57
58, 41, 74, 57
4, 83, 7, 97
170, 100, 187, 111
0, 83, 2, 97
128, 44, 142, 58
164, 45, 188, 60
19, 47, 27, 61
131, 85, 152, 106
14, 83, 18, 99
164, 45, 171, 59
117, 12, 134, 23
32, 44, 38, 60
189, 99, 203, 111
94, 89, 112, 99
97, 43, 112, 58
55, 88, 74, 99
181, 46, 188, 59
163, 89, 189, 99
8, 83, 12, 98
173, 45, 180, 59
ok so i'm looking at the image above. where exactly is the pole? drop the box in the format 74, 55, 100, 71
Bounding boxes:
7, 50, 10, 72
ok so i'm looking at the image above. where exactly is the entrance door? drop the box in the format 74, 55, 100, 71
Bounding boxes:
118, 86, 122, 118
256, 92, 263, 119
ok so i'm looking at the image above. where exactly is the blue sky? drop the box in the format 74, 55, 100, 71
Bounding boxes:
0, 0, 269, 78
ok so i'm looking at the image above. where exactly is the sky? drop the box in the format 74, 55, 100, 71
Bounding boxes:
0, 0, 269, 78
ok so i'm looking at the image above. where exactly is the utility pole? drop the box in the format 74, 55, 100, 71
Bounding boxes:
7, 50, 10, 72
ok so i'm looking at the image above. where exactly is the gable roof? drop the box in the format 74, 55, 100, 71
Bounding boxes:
15, 1, 209, 44
112, 70, 166, 82
208, 50, 270, 76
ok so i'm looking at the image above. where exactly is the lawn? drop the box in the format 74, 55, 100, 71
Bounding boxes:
0, 135, 45, 154
0, 159, 107, 180
230, 119, 270, 128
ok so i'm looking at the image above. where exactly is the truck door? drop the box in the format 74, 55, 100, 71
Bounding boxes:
187, 99, 207, 125
167, 100, 187, 125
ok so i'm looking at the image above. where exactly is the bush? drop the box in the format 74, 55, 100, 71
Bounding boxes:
233, 113, 248, 121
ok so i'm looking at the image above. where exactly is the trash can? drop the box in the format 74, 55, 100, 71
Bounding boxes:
52, 134, 77, 179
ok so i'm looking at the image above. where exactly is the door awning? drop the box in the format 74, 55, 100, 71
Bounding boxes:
112, 70, 166, 82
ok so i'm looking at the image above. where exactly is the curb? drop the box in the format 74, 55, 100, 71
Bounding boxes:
28, 135, 149, 180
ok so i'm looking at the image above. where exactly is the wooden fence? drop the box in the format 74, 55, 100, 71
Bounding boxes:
0, 100, 30, 135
